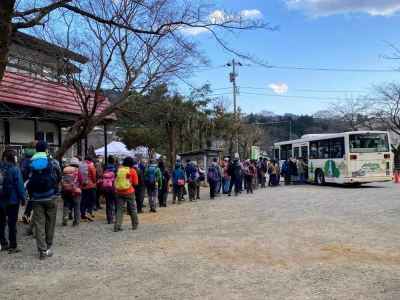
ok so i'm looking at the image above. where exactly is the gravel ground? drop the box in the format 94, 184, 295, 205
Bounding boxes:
1, 182, 400, 300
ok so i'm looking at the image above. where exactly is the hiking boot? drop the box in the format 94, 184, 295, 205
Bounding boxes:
72, 221, 79, 227
0, 242, 9, 251
86, 215, 94, 222
39, 251, 47, 260
114, 227, 123, 232
62, 219, 68, 226
150, 209, 157, 213
8, 248, 21, 254
68, 213, 73, 220
45, 248, 53, 258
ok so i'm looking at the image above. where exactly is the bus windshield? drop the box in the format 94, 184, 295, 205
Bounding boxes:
349, 133, 389, 153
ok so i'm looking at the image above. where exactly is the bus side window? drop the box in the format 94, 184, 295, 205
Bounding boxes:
310, 142, 318, 159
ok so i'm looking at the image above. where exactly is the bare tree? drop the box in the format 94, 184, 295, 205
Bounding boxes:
0, 1, 270, 159
373, 83, 400, 135
1, 0, 270, 81
329, 97, 373, 131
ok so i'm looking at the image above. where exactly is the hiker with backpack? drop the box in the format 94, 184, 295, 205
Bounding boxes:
0, 149, 26, 253
172, 161, 185, 204
20, 147, 35, 225
158, 160, 170, 207
114, 157, 139, 232
79, 156, 97, 221
133, 160, 145, 213
228, 154, 242, 197
185, 160, 198, 201
61, 158, 81, 226
207, 158, 222, 199
27, 141, 61, 260
101, 156, 117, 224
144, 159, 162, 213
243, 160, 256, 194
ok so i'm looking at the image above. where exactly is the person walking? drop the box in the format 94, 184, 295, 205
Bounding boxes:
133, 160, 145, 213
20, 147, 35, 224
172, 161, 185, 204
243, 160, 256, 194
79, 156, 97, 221
144, 159, 162, 212
0, 149, 26, 253
222, 158, 230, 194
185, 160, 198, 201
158, 160, 170, 207
196, 162, 204, 200
289, 158, 298, 184
101, 157, 117, 224
281, 158, 291, 185
297, 158, 307, 184
114, 157, 139, 232
61, 158, 81, 226
27, 141, 61, 260
228, 154, 242, 196
207, 158, 221, 199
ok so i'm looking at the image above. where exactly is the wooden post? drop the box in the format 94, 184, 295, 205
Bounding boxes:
84, 136, 88, 158
4, 120, 10, 144
33, 119, 38, 140
104, 123, 108, 165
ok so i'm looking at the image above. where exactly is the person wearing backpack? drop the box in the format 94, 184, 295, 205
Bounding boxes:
114, 157, 138, 232
243, 160, 256, 194
158, 160, 170, 207
27, 141, 61, 260
207, 158, 221, 199
144, 159, 162, 212
228, 154, 242, 196
133, 160, 145, 214
20, 147, 35, 225
185, 160, 198, 201
102, 156, 117, 224
79, 156, 97, 221
0, 149, 26, 253
61, 158, 81, 226
172, 161, 185, 204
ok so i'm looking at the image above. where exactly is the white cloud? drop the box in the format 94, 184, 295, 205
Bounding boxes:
240, 9, 263, 20
287, 0, 400, 17
180, 27, 209, 36
269, 83, 289, 95
181, 8, 263, 36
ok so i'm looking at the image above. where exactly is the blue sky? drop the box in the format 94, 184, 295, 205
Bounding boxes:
179, 0, 400, 115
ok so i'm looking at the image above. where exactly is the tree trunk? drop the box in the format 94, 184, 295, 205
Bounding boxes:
166, 124, 177, 167
0, 1, 15, 82
55, 118, 98, 160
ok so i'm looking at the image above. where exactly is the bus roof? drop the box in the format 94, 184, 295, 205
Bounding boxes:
274, 131, 389, 146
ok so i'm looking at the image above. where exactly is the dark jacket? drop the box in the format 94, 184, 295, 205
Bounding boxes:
0, 162, 26, 207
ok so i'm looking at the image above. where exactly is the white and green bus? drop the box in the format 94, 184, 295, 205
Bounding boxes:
274, 131, 393, 185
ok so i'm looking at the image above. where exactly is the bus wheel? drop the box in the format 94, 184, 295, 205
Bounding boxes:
315, 170, 325, 185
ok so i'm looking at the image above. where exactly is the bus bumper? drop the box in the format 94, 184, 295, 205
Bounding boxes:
343, 176, 393, 184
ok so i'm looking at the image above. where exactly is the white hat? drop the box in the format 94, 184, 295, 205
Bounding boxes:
234, 153, 240, 159
69, 157, 80, 166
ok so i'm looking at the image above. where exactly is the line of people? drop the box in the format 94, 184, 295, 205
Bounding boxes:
1, 141, 286, 260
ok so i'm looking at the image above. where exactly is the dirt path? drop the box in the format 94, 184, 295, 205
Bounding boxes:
1, 183, 400, 299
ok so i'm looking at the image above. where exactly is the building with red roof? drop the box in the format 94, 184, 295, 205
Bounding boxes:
0, 32, 115, 159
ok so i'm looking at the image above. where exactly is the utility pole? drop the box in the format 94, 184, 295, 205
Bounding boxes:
227, 59, 242, 155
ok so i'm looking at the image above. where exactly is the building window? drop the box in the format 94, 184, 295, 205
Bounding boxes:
46, 132, 54, 144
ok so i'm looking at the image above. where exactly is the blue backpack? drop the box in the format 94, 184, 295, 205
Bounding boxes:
145, 166, 157, 186
208, 166, 219, 182
28, 158, 57, 199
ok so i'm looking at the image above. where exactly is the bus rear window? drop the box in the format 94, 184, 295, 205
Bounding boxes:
349, 133, 389, 153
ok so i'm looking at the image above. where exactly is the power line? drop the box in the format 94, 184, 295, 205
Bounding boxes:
213, 86, 367, 94
254, 64, 399, 73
